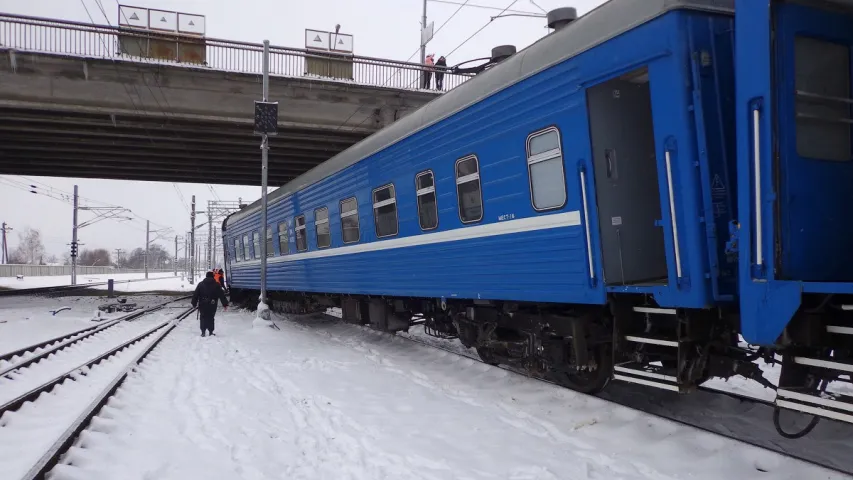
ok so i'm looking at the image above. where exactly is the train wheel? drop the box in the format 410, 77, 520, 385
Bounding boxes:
550, 344, 612, 394
476, 346, 500, 366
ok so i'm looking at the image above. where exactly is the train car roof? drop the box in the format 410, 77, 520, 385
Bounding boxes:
227, 0, 734, 227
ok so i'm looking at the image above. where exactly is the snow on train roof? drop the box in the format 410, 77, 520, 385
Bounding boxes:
228, 0, 734, 225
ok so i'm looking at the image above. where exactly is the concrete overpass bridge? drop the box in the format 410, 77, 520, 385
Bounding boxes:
0, 14, 470, 185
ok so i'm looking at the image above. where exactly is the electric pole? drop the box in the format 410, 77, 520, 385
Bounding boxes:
1, 222, 11, 264
184, 233, 189, 277
174, 235, 179, 276
113, 249, 124, 268
71, 185, 79, 285
420, 0, 428, 65
144, 220, 150, 279
208, 201, 213, 270
190, 195, 196, 284
212, 226, 218, 269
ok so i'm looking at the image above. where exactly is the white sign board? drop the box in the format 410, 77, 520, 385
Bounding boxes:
420, 21, 434, 46
330, 33, 353, 53
178, 13, 205, 35
305, 29, 330, 50
118, 5, 206, 36
118, 5, 148, 28
149, 9, 178, 31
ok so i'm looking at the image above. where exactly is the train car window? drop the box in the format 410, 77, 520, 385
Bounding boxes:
252, 231, 261, 259
455, 156, 483, 223
794, 36, 852, 161
265, 226, 274, 257
373, 184, 398, 237
278, 221, 289, 255
234, 238, 242, 262
526, 128, 567, 210
295, 215, 308, 252
242, 234, 251, 260
315, 207, 331, 249
340, 197, 360, 243
416, 171, 438, 230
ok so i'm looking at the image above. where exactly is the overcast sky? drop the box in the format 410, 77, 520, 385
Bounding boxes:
0, 0, 605, 259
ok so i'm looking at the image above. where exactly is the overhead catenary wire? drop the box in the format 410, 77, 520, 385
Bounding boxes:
1, 175, 172, 238
429, 0, 539, 15
528, 0, 548, 14
334, 0, 472, 133
444, 0, 520, 58
79, 0, 199, 166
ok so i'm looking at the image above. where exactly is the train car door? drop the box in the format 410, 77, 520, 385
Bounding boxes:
774, 2, 853, 282
586, 68, 668, 286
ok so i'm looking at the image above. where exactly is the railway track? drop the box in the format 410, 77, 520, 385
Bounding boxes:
0, 295, 191, 369
386, 324, 852, 476
0, 303, 196, 480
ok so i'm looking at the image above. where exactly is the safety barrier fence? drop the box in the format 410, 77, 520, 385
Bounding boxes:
0, 265, 173, 277
0, 13, 470, 91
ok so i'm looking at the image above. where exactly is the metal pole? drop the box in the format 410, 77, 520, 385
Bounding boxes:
190, 195, 196, 284
420, 0, 427, 65
260, 39, 270, 307
174, 235, 178, 276
184, 233, 189, 277
212, 225, 218, 269
71, 185, 78, 285
208, 202, 213, 270
144, 220, 149, 279
1, 222, 6, 264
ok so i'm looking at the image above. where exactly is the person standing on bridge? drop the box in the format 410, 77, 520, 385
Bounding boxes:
435, 55, 447, 91
192, 271, 229, 337
422, 53, 435, 89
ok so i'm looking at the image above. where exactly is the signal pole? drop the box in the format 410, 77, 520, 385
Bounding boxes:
71, 185, 79, 285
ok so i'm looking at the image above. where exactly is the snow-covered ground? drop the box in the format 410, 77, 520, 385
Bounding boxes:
0, 316, 175, 407
0, 271, 209, 294
0, 272, 177, 290
24, 309, 844, 480
0, 312, 171, 480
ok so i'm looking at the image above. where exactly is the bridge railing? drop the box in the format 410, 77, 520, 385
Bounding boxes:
0, 13, 471, 92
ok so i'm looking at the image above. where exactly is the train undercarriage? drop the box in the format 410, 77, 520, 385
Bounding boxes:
231, 288, 853, 435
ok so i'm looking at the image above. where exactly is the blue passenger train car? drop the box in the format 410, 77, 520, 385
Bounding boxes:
224, 0, 853, 429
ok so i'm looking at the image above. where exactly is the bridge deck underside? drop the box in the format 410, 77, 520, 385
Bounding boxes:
0, 107, 368, 186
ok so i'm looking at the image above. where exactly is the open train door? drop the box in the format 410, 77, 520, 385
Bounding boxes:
737, 0, 853, 425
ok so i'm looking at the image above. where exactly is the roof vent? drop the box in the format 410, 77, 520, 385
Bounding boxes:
547, 7, 577, 31
491, 45, 516, 63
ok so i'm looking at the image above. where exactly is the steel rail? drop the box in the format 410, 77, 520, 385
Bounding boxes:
18, 305, 197, 480
0, 295, 191, 374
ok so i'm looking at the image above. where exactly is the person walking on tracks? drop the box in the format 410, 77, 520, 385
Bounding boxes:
192, 271, 229, 337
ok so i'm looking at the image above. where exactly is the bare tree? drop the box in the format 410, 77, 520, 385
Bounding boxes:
7, 250, 25, 264
124, 244, 169, 269
79, 248, 112, 267
12, 227, 45, 265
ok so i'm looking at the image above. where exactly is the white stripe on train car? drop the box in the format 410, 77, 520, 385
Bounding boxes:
232, 210, 581, 268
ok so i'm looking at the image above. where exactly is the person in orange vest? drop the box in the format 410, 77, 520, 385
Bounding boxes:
215, 268, 227, 291
422, 53, 435, 89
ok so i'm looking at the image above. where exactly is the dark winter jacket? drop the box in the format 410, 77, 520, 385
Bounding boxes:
192, 277, 229, 315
